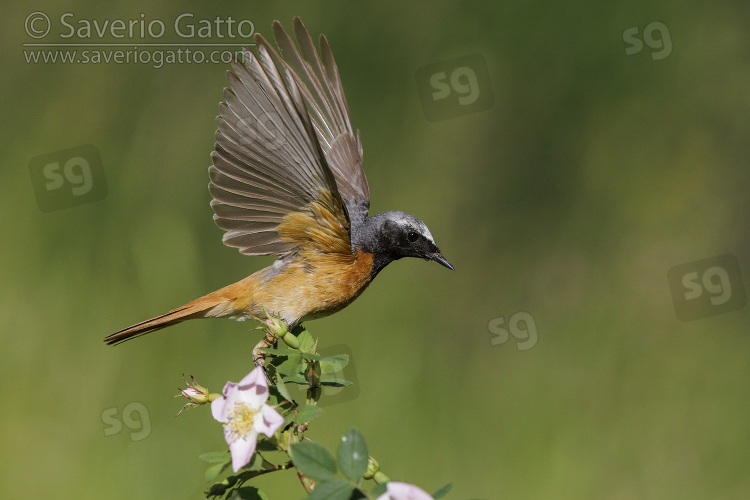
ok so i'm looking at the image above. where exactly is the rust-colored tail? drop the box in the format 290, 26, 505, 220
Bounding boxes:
104, 295, 226, 345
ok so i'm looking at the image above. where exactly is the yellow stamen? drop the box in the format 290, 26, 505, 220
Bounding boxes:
223, 401, 257, 440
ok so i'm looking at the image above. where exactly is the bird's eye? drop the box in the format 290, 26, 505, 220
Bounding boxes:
407, 231, 419, 242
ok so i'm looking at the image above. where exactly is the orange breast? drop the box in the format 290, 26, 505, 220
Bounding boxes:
210, 188, 373, 325
231, 249, 375, 325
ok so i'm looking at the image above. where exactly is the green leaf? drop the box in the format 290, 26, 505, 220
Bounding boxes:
297, 330, 316, 353
297, 404, 323, 424
290, 440, 337, 481
319, 354, 349, 374
208, 467, 277, 497
432, 482, 453, 499
298, 352, 322, 360
204, 461, 229, 482
319, 378, 353, 387
245, 453, 265, 471
371, 483, 387, 497
266, 392, 279, 406
282, 409, 296, 429
337, 428, 369, 482
255, 439, 278, 452
230, 487, 269, 500
351, 487, 369, 499
206, 482, 228, 497
284, 373, 310, 385
298, 352, 347, 368
274, 376, 294, 403
258, 347, 301, 357
304, 478, 354, 500
276, 353, 303, 378
205, 473, 238, 497
199, 450, 231, 463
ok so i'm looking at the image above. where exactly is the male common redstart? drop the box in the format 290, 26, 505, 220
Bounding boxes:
104, 17, 453, 346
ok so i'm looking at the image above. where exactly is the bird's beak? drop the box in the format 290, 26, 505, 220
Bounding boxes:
428, 252, 454, 271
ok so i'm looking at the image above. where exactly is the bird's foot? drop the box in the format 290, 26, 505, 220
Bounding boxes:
252, 331, 277, 367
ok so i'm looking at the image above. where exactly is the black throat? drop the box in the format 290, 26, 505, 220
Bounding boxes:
351, 214, 400, 278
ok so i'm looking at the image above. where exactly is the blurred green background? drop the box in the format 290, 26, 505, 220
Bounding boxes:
3, 0, 750, 498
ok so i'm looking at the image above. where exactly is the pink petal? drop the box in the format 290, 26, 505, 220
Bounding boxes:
211, 391, 230, 422
257, 404, 284, 437
211, 397, 227, 422
226, 430, 259, 473
212, 381, 241, 422
222, 381, 238, 398
376, 482, 433, 500
237, 367, 269, 405
211, 368, 279, 473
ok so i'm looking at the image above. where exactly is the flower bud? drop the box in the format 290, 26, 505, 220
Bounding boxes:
305, 360, 321, 388
261, 311, 301, 349
281, 331, 300, 349
174, 375, 215, 416
373, 471, 391, 485
181, 386, 210, 404
363, 457, 380, 480
264, 317, 288, 338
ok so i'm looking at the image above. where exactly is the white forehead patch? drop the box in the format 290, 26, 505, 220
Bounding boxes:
391, 212, 435, 244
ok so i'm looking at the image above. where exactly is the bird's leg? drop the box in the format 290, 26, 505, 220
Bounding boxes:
253, 309, 299, 367
252, 331, 277, 367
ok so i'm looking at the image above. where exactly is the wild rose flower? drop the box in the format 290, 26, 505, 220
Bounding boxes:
211, 367, 284, 472
376, 482, 434, 500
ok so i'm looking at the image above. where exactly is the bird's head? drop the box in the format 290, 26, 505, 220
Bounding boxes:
354, 210, 454, 276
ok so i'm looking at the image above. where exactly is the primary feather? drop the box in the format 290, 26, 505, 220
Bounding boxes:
210, 17, 370, 257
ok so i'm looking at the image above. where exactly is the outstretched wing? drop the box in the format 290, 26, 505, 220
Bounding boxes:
272, 17, 369, 227
210, 18, 368, 258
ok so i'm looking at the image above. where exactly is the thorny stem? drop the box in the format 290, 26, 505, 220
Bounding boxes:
248, 322, 320, 495
226, 461, 294, 488
273, 418, 315, 493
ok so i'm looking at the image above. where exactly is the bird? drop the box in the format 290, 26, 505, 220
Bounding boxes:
104, 17, 453, 346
